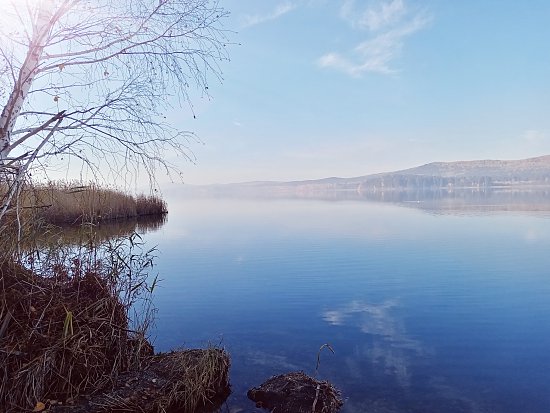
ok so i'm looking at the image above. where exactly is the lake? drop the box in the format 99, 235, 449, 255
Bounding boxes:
143, 194, 550, 412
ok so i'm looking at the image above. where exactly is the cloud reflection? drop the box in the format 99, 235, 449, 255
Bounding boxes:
247, 349, 300, 371
322, 300, 487, 412
322, 299, 424, 388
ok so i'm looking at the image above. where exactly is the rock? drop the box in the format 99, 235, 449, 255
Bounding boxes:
247, 371, 343, 413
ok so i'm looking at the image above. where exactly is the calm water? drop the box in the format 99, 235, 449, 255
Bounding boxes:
144, 196, 550, 413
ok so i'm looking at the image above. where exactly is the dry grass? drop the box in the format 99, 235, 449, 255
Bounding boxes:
1, 181, 167, 225
83, 349, 231, 413
0, 233, 156, 412
0, 181, 232, 413
0, 262, 130, 410
0, 217, 231, 413
154, 348, 231, 413
248, 371, 343, 413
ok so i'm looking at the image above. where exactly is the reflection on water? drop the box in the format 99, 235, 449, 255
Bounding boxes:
360, 188, 550, 215
321, 300, 490, 413
31, 214, 167, 247
178, 185, 550, 216
323, 300, 401, 335
323, 300, 424, 389
145, 196, 550, 413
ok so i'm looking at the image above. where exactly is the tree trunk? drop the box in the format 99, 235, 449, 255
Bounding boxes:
0, 0, 55, 163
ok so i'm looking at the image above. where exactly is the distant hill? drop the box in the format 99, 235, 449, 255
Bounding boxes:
342, 155, 550, 191
179, 156, 550, 214
242, 155, 550, 192
379, 155, 550, 181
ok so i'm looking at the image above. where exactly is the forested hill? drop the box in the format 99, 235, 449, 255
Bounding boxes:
389, 155, 550, 180
346, 155, 550, 190
219, 155, 550, 193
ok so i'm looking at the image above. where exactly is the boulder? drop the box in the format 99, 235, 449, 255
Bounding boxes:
248, 371, 343, 413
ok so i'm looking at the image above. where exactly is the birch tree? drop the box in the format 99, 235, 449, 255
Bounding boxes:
0, 0, 230, 219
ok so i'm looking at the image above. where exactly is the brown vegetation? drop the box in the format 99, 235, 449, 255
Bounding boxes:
248, 371, 343, 413
0, 182, 233, 413
0, 232, 230, 413
1, 181, 167, 225
48, 349, 231, 413
0, 264, 120, 407
0, 240, 151, 411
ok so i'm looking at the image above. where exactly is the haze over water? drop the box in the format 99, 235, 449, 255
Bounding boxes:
146, 194, 550, 412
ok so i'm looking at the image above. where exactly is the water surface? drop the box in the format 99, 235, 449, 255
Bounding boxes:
146, 197, 550, 412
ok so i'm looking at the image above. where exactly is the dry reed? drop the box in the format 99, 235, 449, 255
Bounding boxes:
0, 233, 156, 412
154, 348, 231, 412
2, 181, 167, 225
1, 181, 231, 413
84, 348, 231, 413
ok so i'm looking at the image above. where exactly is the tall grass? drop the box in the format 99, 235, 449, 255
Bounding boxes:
0, 232, 158, 411
2, 181, 167, 225
0, 188, 231, 412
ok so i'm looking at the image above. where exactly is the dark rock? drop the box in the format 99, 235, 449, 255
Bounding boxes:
247, 371, 343, 413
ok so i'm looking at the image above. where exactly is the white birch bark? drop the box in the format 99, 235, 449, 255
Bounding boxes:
0, 0, 229, 185
0, 0, 56, 163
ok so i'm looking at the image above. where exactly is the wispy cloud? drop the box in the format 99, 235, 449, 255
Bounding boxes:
318, 0, 432, 76
340, 0, 406, 31
521, 129, 548, 144
242, 1, 297, 28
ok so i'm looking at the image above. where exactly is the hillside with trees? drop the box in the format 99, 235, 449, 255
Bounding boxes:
209, 155, 550, 195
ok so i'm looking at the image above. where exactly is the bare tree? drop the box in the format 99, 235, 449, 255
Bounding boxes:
0, 0, 230, 220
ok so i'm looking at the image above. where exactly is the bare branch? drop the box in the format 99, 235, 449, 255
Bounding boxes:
8, 111, 66, 152
0, 0, 232, 198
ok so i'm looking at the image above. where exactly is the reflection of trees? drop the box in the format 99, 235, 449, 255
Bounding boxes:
182, 184, 550, 215
358, 188, 550, 215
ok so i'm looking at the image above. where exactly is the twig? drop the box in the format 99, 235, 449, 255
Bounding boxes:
315, 343, 335, 378
312, 383, 320, 412
0, 311, 11, 339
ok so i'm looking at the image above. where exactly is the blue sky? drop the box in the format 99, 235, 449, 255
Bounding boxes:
167, 0, 550, 185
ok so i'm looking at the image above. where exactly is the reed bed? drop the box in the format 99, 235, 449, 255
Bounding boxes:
0, 233, 156, 412
0, 234, 231, 413
1, 181, 167, 225
0, 182, 231, 412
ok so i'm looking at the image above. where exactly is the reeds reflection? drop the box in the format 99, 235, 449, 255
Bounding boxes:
17, 214, 167, 251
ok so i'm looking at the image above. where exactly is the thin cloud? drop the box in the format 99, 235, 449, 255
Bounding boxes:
242, 2, 297, 28
341, 0, 406, 31
319, 0, 432, 76
521, 129, 548, 144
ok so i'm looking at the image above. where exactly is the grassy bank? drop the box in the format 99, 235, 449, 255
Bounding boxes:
0, 234, 230, 412
0, 182, 232, 413
2, 181, 167, 225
